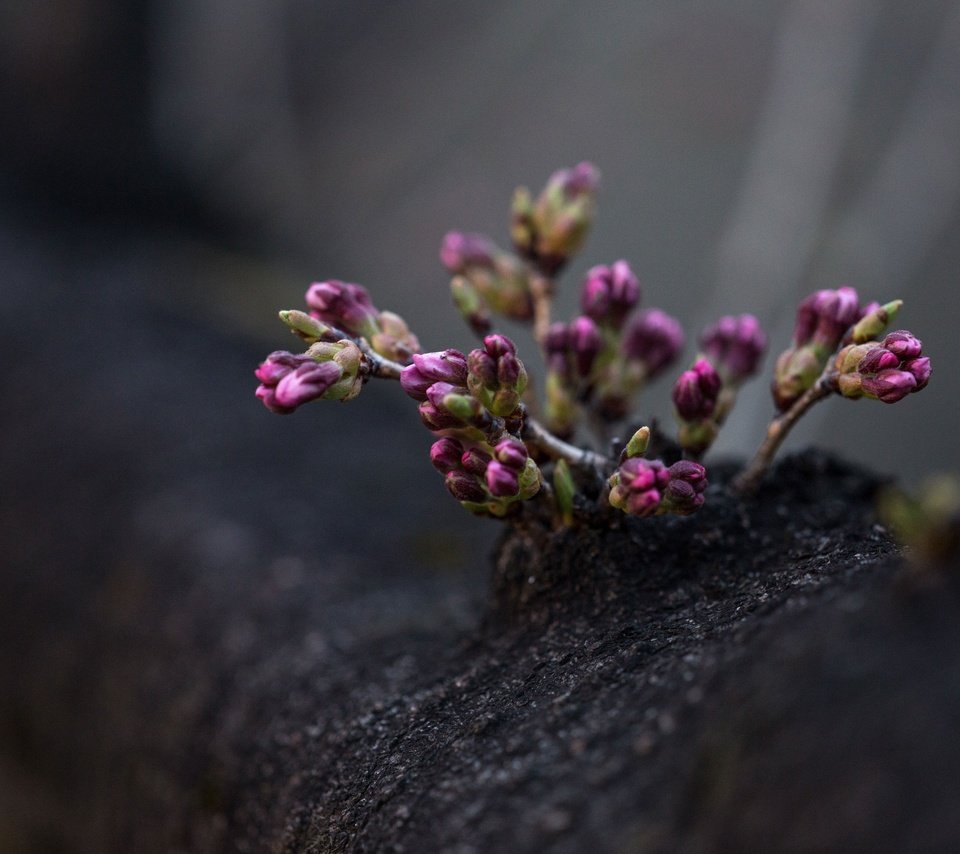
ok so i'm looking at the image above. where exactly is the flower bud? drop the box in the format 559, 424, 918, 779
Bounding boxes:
400, 349, 468, 401
370, 310, 421, 362
254, 350, 312, 387
467, 334, 528, 417
850, 300, 902, 343
580, 260, 641, 328
569, 315, 603, 378
623, 309, 685, 378
279, 309, 334, 344
460, 446, 493, 476
485, 461, 520, 498
305, 280, 380, 340
441, 233, 533, 321
445, 470, 487, 503
882, 330, 923, 360
904, 356, 931, 390
624, 426, 651, 460
860, 369, 918, 403
772, 346, 824, 411
272, 360, 343, 411
439, 231, 497, 272
511, 161, 600, 275
700, 314, 767, 383
430, 437, 464, 473
493, 436, 528, 471
660, 460, 708, 515
607, 457, 671, 518
672, 358, 721, 421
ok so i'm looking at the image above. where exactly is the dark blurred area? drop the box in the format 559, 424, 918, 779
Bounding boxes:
2, 0, 960, 849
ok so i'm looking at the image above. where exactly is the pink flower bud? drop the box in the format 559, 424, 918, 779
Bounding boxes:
485, 460, 520, 498
461, 446, 493, 476
673, 358, 721, 421
305, 280, 380, 339
401, 350, 468, 401
904, 356, 931, 390
445, 470, 486, 503
860, 369, 918, 403
430, 438, 464, 473
882, 330, 923, 360
569, 315, 603, 378
272, 361, 342, 410
439, 231, 497, 273
580, 260, 640, 327
700, 314, 767, 382
494, 437, 528, 470
623, 309, 685, 377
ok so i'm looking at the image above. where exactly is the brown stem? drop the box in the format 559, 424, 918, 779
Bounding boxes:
530, 272, 554, 349
522, 416, 615, 478
357, 340, 406, 380
734, 371, 835, 494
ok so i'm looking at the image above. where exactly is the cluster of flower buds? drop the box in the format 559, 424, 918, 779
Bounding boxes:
429, 435, 541, 516
543, 261, 684, 431
700, 314, 767, 386
255, 340, 363, 414
511, 161, 600, 275
607, 456, 708, 518
440, 232, 534, 330
466, 334, 529, 419
834, 331, 931, 403
305, 280, 420, 362
672, 357, 723, 457
773, 286, 864, 410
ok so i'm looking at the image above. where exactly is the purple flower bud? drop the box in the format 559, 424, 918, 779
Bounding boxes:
672, 358, 721, 421
494, 437, 528, 471
699, 314, 767, 382
856, 347, 900, 374
445, 470, 487, 503
305, 280, 380, 339
608, 457, 671, 518
467, 334, 528, 418
272, 361, 342, 410
485, 460, 520, 498
254, 350, 312, 386
904, 356, 931, 390
400, 350, 468, 401
623, 309, 685, 378
460, 446, 493, 476
418, 401, 465, 432
439, 231, 497, 273
860, 369, 918, 403
556, 161, 601, 198
882, 330, 923, 360
662, 460, 708, 515
426, 381, 468, 411
793, 286, 861, 349
569, 315, 603, 378
580, 260, 641, 328
430, 438, 464, 473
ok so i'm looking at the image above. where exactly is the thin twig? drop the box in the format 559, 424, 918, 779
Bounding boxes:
734, 368, 836, 494
522, 416, 615, 478
530, 272, 554, 349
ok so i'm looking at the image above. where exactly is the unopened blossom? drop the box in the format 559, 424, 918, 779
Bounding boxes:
466, 334, 528, 417
660, 460, 708, 515
623, 309, 685, 379
673, 358, 722, 421
440, 232, 533, 321
580, 260, 641, 329
607, 457, 671, 517
400, 350, 468, 401
700, 314, 767, 383
511, 161, 600, 274
306, 280, 381, 341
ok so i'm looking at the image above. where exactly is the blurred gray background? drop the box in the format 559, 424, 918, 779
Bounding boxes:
2, 0, 959, 479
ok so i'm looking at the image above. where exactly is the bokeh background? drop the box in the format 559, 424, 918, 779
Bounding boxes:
2, 0, 960, 848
